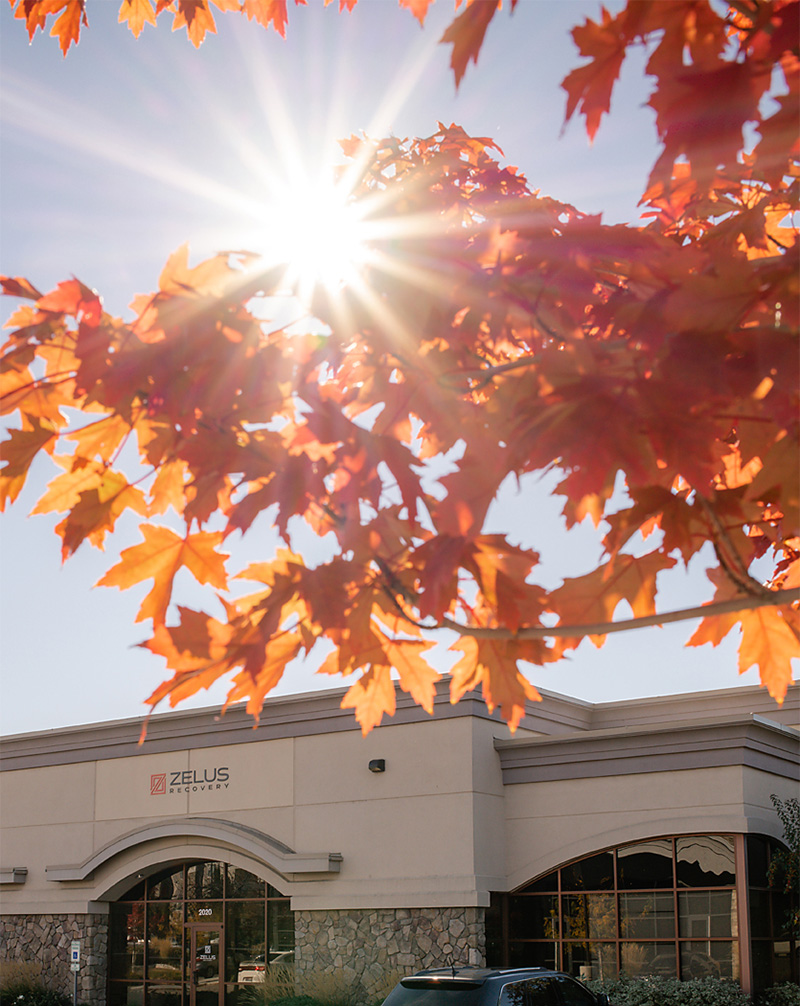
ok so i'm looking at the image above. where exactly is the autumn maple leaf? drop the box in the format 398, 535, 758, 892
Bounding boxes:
118, 0, 156, 38
450, 635, 542, 732
561, 7, 627, 142
97, 524, 229, 624
0, 418, 57, 509
440, 0, 500, 88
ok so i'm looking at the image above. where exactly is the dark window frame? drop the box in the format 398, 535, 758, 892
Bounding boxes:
108, 859, 292, 1006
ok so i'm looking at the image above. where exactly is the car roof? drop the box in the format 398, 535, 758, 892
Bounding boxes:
403, 968, 560, 985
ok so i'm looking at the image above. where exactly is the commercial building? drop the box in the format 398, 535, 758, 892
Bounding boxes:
1, 681, 798, 1005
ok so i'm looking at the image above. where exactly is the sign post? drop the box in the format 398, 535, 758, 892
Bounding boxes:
70, 940, 80, 1005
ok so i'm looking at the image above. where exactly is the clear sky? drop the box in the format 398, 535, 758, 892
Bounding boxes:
0, 0, 772, 737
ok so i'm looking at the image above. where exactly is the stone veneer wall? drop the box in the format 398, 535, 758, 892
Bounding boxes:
0, 913, 108, 1003
295, 907, 486, 996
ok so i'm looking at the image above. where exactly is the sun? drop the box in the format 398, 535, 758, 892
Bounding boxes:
254, 170, 375, 307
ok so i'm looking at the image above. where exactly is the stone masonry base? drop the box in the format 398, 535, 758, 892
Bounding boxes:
1, 906, 483, 1003
295, 907, 486, 996
0, 912, 108, 1002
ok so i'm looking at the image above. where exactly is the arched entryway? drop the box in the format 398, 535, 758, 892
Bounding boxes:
107, 859, 293, 1005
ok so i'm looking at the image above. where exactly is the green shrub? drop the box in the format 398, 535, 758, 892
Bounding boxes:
757, 985, 800, 1006
0, 989, 74, 1006
0, 962, 41, 994
240, 964, 405, 1006
584, 974, 750, 1006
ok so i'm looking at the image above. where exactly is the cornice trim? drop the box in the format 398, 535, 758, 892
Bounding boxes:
45, 817, 342, 883
1, 685, 524, 771
495, 717, 800, 784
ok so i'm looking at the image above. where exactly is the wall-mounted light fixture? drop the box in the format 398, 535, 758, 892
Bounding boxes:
368, 759, 386, 773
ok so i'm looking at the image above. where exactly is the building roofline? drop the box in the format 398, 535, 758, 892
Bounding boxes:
495, 714, 800, 784
2, 679, 796, 773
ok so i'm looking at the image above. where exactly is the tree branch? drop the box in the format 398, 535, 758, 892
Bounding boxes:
436, 588, 800, 640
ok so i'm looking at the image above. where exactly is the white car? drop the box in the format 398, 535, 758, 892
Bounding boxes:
237, 951, 294, 983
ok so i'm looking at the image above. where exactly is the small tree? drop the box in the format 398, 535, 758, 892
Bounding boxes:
768, 795, 800, 937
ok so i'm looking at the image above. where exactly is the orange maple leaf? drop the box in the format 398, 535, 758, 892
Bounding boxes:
341, 666, 397, 736
0, 418, 57, 509
223, 629, 306, 718
144, 606, 233, 672
241, 0, 307, 37
550, 552, 677, 649
169, 0, 238, 47
118, 0, 157, 37
67, 414, 131, 465
11, 0, 49, 41
55, 469, 148, 557
440, 0, 500, 88
40, 0, 87, 55
1, 276, 43, 301
398, 0, 432, 27
320, 620, 438, 733
736, 605, 799, 703
449, 635, 541, 732
561, 8, 627, 142
31, 459, 106, 515
97, 524, 228, 624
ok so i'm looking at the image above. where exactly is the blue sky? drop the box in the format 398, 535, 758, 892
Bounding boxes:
0, 0, 766, 737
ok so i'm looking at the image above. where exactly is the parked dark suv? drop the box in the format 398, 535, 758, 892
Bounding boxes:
382, 968, 610, 1006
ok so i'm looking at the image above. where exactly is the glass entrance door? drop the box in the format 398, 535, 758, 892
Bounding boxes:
188, 926, 223, 1006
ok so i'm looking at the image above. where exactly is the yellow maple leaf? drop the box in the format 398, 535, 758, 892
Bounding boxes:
97, 524, 228, 624
737, 605, 799, 703
117, 0, 156, 37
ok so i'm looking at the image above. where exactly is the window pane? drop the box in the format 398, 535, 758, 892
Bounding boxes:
108, 983, 145, 1006
227, 901, 265, 982
562, 894, 616, 940
110, 903, 144, 980
148, 866, 184, 901
267, 883, 286, 899
508, 942, 557, 970
561, 943, 617, 982
676, 837, 735, 888
147, 903, 183, 980
268, 898, 295, 960
148, 985, 184, 1005
678, 890, 736, 939
750, 940, 774, 991
772, 891, 796, 938
518, 873, 558, 894
620, 941, 676, 977
227, 866, 265, 899
561, 853, 614, 891
749, 890, 771, 939
118, 879, 146, 901
187, 861, 224, 899
680, 940, 737, 980
772, 938, 795, 983
620, 893, 675, 939
509, 896, 559, 940
747, 835, 770, 888
618, 840, 673, 889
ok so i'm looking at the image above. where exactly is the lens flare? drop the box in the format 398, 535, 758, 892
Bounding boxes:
257, 173, 373, 305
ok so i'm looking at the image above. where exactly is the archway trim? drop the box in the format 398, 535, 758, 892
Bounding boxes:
45, 816, 342, 883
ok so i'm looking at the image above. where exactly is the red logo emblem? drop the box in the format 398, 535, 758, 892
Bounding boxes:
150, 773, 166, 795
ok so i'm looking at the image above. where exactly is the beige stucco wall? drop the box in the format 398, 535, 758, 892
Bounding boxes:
501, 763, 796, 890
0, 716, 520, 916
1, 684, 797, 921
